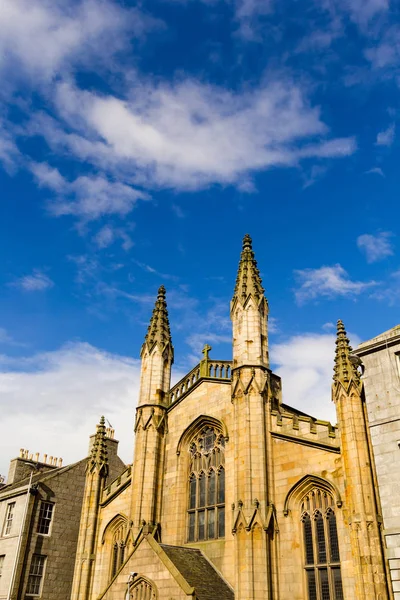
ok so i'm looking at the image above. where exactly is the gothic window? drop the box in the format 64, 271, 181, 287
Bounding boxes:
187, 426, 225, 542
301, 489, 343, 600
109, 521, 127, 580
129, 576, 157, 599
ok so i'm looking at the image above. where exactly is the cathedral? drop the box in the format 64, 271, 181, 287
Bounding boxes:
69, 234, 391, 600
1, 234, 398, 600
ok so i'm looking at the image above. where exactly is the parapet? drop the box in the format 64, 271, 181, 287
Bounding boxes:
271, 405, 339, 451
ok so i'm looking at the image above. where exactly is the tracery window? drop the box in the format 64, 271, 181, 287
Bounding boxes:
301, 489, 343, 600
110, 521, 127, 580
187, 426, 225, 542
129, 577, 157, 599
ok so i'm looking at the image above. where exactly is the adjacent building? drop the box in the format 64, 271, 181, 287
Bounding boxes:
0, 431, 125, 600
355, 326, 400, 599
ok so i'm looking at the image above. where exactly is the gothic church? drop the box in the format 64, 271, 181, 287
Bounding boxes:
68, 234, 390, 600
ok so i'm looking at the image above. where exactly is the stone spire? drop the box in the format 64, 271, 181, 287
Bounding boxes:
88, 416, 108, 475
232, 234, 265, 305
143, 285, 172, 353
333, 319, 361, 390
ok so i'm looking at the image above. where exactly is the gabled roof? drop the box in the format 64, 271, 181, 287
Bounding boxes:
160, 544, 234, 600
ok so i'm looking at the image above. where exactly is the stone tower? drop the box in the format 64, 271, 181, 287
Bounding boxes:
71, 417, 108, 600
130, 285, 174, 537
332, 320, 389, 600
230, 234, 273, 599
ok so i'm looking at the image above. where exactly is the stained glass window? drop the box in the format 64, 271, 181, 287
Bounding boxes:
187, 426, 225, 541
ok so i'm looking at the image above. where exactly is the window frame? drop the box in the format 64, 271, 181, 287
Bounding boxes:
37, 501, 55, 536
3, 502, 16, 536
0, 554, 5, 578
26, 554, 47, 597
301, 493, 343, 600
187, 426, 226, 543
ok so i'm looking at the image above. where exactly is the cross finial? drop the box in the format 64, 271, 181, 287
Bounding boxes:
202, 344, 212, 360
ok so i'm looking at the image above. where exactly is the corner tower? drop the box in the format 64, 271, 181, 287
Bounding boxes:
231, 235, 273, 600
71, 417, 108, 600
130, 286, 173, 537
231, 233, 269, 368
333, 320, 389, 599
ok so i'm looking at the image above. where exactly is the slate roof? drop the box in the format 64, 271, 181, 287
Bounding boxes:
160, 544, 234, 600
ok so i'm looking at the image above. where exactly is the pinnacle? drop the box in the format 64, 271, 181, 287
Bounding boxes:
144, 285, 172, 351
232, 234, 265, 305
88, 416, 108, 474
333, 319, 360, 388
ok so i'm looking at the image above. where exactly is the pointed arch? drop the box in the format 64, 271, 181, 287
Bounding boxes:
129, 575, 158, 599
101, 513, 129, 544
283, 474, 342, 517
176, 414, 228, 455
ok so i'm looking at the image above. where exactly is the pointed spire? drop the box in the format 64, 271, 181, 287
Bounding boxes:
232, 234, 265, 305
333, 320, 361, 390
88, 416, 108, 474
143, 285, 172, 352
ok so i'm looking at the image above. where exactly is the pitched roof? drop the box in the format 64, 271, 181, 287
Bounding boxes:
160, 544, 234, 600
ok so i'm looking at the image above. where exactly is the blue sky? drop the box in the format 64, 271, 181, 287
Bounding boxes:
1, 0, 399, 476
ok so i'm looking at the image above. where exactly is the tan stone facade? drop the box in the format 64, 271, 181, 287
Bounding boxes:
69, 236, 392, 600
1, 235, 396, 600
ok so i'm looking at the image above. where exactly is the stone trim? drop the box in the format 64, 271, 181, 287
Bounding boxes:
271, 431, 340, 453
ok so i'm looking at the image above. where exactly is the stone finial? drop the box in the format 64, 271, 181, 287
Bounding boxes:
88, 416, 109, 476
232, 234, 265, 305
143, 285, 173, 355
333, 320, 361, 390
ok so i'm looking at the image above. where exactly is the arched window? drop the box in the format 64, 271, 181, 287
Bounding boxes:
129, 576, 157, 599
300, 489, 343, 600
187, 426, 225, 542
109, 520, 127, 580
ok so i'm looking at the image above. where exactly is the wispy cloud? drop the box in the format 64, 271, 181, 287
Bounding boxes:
357, 231, 394, 263
0, 0, 157, 82
30, 162, 147, 221
26, 78, 357, 194
11, 269, 54, 292
294, 264, 377, 304
93, 225, 133, 251
365, 167, 385, 177
376, 123, 395, 146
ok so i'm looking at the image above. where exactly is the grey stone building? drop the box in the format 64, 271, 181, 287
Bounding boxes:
355, 325, 400, 600
0, 430, 125, 600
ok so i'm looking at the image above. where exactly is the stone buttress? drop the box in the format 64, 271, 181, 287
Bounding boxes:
71, 417, 109, 600
332, 320, 390, 600
130, 285, 173, 537
230, 234, 274, 600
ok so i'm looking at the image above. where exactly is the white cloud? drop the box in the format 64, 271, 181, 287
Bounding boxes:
294, 264, 377, 303
0, 0, 154, 81
365, 167, 385, 177
0, 342, 141, 477
12, 269, 54, 292
30, 162, 147, 221
42, 78, 357, 191
271, 330, 361, 423
93, 225, 133, 251
357, 231, 394, 263
376, 123, 395, 146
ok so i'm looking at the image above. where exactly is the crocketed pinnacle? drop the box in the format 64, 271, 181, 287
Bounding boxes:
333, 320, 361, 389
144, 285, 172, 350
88, 416, 108, 474
232, 234, 265, 304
